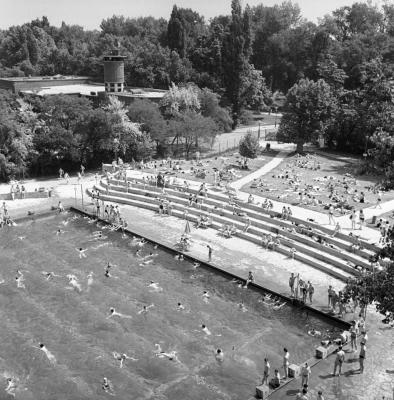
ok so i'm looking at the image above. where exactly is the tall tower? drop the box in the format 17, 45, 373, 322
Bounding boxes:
103, 40, 126, 93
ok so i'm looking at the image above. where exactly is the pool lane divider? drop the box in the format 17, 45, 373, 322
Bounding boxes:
70, 206, 355, 400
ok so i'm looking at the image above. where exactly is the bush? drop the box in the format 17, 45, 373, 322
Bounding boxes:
239, 132, 260, 158
239, 109, 255, 125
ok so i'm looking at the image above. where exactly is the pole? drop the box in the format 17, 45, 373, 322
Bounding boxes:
81, 184, 84, 208
74, 186, 77, 207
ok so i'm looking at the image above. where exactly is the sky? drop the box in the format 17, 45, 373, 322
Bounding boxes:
0, 0, 374, 30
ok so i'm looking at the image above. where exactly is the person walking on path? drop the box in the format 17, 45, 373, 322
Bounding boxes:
283, 348, 290, 379
207, 245, 213, 262
307, 282, 314, 304
375, 191, 382, 209
359, 210, 365, 230
358, 342, 366, 373
331, 222, 341, 237
328, 285, 333, 308
289, 273, 296, 297
301, 362, 311, 387
350, 209, 357, 230
328, 204, 335, 225
80, 164, 85, 177
333, 346, 345, 376
350, 324, 357, 352
262, 358, 270, 385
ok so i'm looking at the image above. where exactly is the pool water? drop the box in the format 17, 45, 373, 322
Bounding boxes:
0, 213, 340, 400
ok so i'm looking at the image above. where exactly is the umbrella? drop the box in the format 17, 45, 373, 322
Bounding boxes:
184, 220, 191, 235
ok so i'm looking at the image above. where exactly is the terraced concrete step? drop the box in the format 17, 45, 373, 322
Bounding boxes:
88, 187, 351, 281
102, 180, 372, 269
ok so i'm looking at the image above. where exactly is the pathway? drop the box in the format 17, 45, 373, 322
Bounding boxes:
228, 149, 383, 244
229, 150, 289, 190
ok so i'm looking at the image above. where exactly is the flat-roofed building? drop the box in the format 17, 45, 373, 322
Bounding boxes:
0, 75, 93, 94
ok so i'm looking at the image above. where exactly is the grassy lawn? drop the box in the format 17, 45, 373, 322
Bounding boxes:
241, 150, 394, 215
140, 150, 279, 186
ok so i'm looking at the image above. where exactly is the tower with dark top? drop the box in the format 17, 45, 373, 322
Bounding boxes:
103, 40, 126, 93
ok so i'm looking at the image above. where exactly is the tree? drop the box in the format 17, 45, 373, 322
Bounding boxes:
103, 96, 145, 160
239, 132, 260, 158
222, 0, 253, 127
127, 99, 167, 155
160, 82, 200, 118
169, 111, 217, 158
198, 88, 233, 132
167, 6, 186, 58
343, 231, 394, 322
277, 78, 336, 152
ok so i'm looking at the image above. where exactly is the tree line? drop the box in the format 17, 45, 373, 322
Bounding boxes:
0, 83, 232, 181
1, 1, 394, 181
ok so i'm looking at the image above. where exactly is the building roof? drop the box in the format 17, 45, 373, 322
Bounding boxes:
0, 75, 90, 82
21, 84, 105, 96
115, 88, 166, 99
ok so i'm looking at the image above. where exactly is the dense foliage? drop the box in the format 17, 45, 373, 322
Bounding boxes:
239, 132, 261, 158
343, 230, 394, 322
2, 1, 394, 178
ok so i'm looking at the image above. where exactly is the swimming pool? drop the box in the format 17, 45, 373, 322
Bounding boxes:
0, 212, 341, 399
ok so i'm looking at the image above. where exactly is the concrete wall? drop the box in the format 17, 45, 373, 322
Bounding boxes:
0, 191, 49, 201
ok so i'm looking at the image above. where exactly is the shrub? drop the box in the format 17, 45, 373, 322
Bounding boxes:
239, 132, 260, 158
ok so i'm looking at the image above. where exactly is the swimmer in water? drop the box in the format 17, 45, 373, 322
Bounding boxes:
135, 249, 143, 258
138, 304, 154, 315
238, 302, 248, 312
177, 302, 185, 311
41, 271, 61, 280
102, 377, 115, 395
147, 281, 162, 292
154, 344, 179, 361
139, 259, 154, 266
15, 275, 25, 289
55, 229, 66, 236
87, 272, 94, 289
143, 252, 158, 260
202, 291, 210, 303
308, 328, 322, 337
201, 324, 211, 335
112, 352, 138, 368
192, 262, 200, 269
33, 343, 56, 364
76, 247, 87, 258
215, 349, 224, 362
106, 307, 132, 319
137, 238, 146, 248
174, 254, 184, 261
67, 274, 82, 292
104, 263, 112, 278
5, 377, 17, 397
90, 231, 107, 241
273, 301, 286, 310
